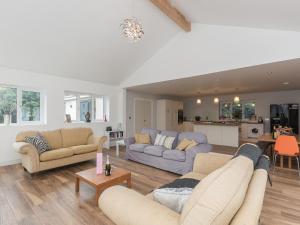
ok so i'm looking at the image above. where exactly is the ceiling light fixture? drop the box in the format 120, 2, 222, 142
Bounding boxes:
283, 82, 289, 85
121, 0, 144, 42
196, 98, 202, 104
234, 96, 240, 103
214, 97, 219, 104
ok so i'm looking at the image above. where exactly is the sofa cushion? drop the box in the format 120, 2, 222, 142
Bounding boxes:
180, 156, 253, 225
40, 129, 63, 149
163, 136, 176, 150
40, 148, 74, 162
70, 144, 98, 155
163, 150, 186, 162
144, 145, 167, 157
61, 128, 93, 148
176, 138, 193, 151
24, 133, 52, 154
141, 128, 160, 145
129, 144, 150, 153
178, 132, 207, 145
161, 130, 178, 149
135, 133, 150, 144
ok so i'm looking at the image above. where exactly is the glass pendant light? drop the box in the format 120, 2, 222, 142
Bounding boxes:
214, 97, 219, 104
234, 96, 240, 103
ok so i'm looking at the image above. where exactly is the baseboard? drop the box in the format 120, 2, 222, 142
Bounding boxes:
0, 159, 21, 166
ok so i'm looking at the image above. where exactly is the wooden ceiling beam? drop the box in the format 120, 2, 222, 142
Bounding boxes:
150, 0, 191, 32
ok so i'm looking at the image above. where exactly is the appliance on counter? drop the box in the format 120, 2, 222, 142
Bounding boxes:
270, 104, 299, 134
247, 123, 264, 139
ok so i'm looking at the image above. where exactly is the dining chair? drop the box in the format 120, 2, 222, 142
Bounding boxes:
273, 135, 300, 176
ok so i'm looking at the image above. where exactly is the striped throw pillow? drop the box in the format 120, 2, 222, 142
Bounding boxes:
163, 136, 176, 150
154, 134, 167, 146
25, 133, 52, 154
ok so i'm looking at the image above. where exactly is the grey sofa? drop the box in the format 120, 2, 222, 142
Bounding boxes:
125, 128, 212, 175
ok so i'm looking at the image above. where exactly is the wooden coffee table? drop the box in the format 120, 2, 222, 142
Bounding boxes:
75, 167, 131, 204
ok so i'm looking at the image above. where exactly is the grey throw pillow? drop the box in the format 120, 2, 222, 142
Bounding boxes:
25, 133, 52, 154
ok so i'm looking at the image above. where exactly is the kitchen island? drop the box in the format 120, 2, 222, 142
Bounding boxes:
193, 122, 239, 147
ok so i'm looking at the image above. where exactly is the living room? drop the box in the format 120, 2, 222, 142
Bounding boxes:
1, 1, 300, 225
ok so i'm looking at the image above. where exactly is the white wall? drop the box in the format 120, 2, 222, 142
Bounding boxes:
122, 24, 300, 87
183, 90, 300, 133
0, 66, 123, 166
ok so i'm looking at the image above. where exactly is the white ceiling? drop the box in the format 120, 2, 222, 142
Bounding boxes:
171, 0, 300, 32
127, 59, 300, 97
1, 0, 300, 86
0, 0, 179, 85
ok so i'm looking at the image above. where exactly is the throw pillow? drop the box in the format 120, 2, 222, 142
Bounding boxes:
186, 140, 199, 150
134, 133, 150, 144
176, 138, 192, 151
25, 133, 52, 154
163, 136, 175, 149
153, 178, 200, 213
154, 134, 167, 146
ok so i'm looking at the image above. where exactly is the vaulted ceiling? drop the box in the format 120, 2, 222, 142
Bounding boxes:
0, 0, 179, 85
0, 0, 300, 86
171, 0, 300, 32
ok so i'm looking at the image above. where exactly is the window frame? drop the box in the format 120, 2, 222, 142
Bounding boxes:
64, 91, 109, 123
219, 100, 256, 120
0, 84, 45, 125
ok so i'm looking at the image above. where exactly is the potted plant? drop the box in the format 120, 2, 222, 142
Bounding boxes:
0, 100, 16, 125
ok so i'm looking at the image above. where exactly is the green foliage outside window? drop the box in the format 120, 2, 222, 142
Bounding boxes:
22, 91, 40, 121
0, 87, 17, 123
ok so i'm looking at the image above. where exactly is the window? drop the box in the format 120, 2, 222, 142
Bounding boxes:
0, 85, 44, 124
21, 91, 41, 121
0, 86, 17, 124
64, 92, 109, 122
232, 103, 243, 120
220, 102, 231, 119
219, 100, 256, 120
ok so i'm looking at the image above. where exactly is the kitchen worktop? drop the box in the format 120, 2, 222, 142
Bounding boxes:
193, 121, 239, 126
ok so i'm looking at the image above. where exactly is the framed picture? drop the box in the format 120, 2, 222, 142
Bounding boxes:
65, 114, 71, 123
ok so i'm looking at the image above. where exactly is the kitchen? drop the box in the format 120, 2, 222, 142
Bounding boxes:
181, 93, 299, 147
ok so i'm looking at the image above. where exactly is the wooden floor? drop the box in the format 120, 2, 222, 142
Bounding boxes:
1, 146, 300, 225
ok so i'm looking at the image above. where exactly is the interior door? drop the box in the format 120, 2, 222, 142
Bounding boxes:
134, 99, 152, 133
143, 100, 152, 128
135, 99, 145, 133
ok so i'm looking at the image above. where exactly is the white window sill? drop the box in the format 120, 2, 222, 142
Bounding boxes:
0, 122, 47, 127
65, 121, 109, 124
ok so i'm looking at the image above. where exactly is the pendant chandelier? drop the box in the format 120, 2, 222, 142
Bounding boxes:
121, 0, 144, 42
121, 17, 144, 42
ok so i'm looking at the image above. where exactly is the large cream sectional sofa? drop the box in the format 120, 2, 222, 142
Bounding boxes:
13, 127, 107, 174
99, 152, 268, 225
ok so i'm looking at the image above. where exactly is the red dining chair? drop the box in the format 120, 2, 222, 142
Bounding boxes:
274, 135, 300, 176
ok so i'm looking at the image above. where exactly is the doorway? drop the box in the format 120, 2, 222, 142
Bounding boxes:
134, 98, 153, 133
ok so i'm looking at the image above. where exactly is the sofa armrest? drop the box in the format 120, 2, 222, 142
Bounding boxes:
124, 137, 135, 147
88, 136, 107, 152
13, 142, 37, 154
13, 142, 40, 173
193, 152, 232, 175
186, 144, 212, 161
99, 186, 179, 225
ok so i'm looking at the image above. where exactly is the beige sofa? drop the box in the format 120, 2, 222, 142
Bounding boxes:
99, 152, 268, 225
13, 127, 107, 174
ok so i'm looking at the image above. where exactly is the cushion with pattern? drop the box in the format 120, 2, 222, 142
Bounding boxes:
25, 133, 52, 154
